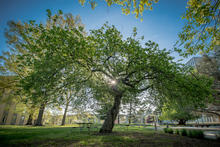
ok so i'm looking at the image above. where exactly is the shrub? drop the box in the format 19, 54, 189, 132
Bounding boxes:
184, 129, 204, 138
187, 130, 193, 137
216, 133, 220, 140
163, 128, 168, 133
191, 130, 204, 139
176, 129, 179, 135
167, 128, 174, 134
181, 129, 187, 136
164, 128, 173, 134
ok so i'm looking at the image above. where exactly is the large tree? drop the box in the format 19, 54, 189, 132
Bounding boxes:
74, 25, 213, 133
1, 11, 213, 133
2, 10, 85, 126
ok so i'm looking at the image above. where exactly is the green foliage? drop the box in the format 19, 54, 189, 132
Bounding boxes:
2, 10, 85, 106
176, 129, 179, 135
175, 0, 220, 56
196, 52, 220, 107
79, 0, 220, 54
159, 70, 213, 124
96, 103, 112, 120
187, 129, 193, 137
168, 128, 174, 134
163, 128, 173, 134
187, 130, 204, 139
163, 128, 168, 133
180, 129, 187, 136
160, 105, 199, 125
1, 10, 214, 131
78, 0, 158, 20
80, 0, 220, 55
85, 24, 213, 128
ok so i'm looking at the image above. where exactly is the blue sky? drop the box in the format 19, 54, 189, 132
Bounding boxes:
0, 0, 191, 62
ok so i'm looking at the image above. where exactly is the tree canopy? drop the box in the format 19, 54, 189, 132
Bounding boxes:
175, 0, 220, 56
78, 0, 158, 20
1, 10, 86, 125
79, 0, 220, 55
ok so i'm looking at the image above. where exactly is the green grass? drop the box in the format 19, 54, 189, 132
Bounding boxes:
0, 125, 150, 146
0, 125, 219, 147
0, 125, 76, 146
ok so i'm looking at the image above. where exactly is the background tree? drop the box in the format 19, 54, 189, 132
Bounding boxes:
25, 104, 38, 125
2, 10, 85, 126
60, 87, 83, 126
60, 91, 72, 126
160, 105, 199, 125
121, 94, 142, 124
96, 103, 113, 120
157, 66, 214, 125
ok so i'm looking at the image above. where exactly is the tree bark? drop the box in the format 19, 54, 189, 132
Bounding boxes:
35, 102, 46, 126
61, 101, 69, 126
99, 92, 122, 133
154, 116, 157, 131
26, 113, 33, 125
117, 114, 120, 124
26, 105, 35, 125
129, 101, 132, 124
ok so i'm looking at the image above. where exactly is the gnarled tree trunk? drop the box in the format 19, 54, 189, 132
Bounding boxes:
99, 92, 122, 133
35, 102, 46, 126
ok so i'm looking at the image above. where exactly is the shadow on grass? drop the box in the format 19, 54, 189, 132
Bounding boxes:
1, 125, 220, 147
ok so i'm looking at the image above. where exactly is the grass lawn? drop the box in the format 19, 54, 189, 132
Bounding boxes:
0, 125, 220, 147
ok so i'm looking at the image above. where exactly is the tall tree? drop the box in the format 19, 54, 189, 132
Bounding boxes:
25, 104, 38, 125
74, 24, 213, 133
2, 10, 85, 126
61, 90, 76, 126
